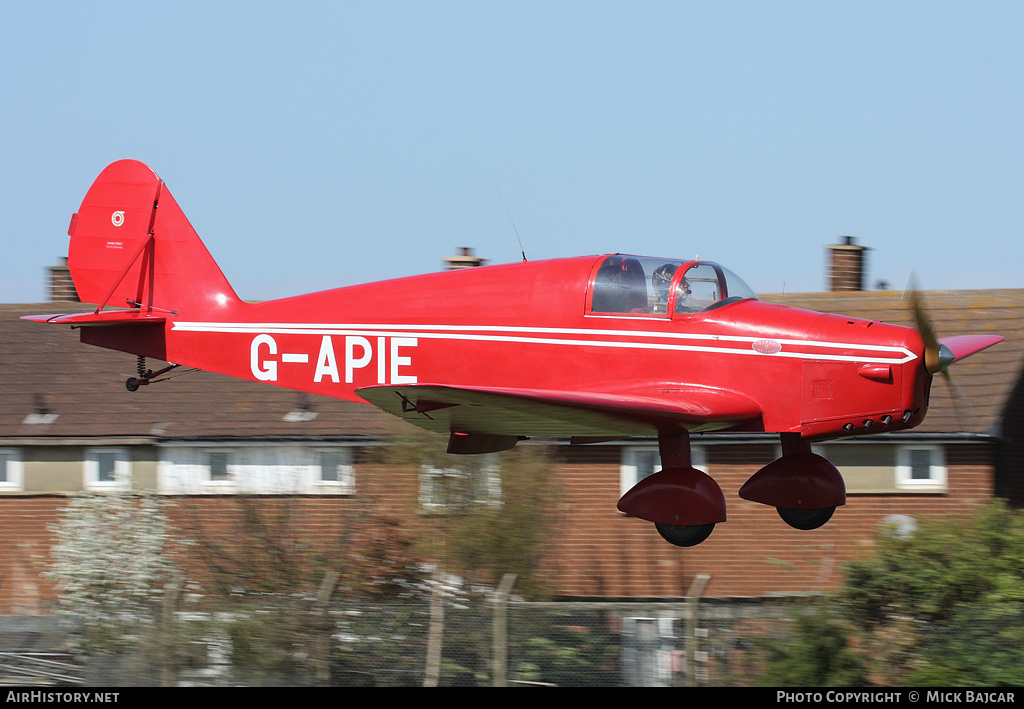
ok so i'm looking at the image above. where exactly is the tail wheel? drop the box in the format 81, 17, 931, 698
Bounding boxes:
777, 506, 835, 531
655, 522, 716, 547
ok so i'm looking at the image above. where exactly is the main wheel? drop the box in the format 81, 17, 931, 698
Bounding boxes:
777, 505, 835, 531
655, 522, 715, 547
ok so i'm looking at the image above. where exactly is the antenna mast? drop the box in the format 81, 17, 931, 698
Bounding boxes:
490, 173, 527, 262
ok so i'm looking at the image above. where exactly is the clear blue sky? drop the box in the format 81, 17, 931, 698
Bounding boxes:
2, 1, 1022, 303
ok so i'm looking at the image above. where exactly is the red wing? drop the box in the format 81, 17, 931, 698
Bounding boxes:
355, 383, 762, 439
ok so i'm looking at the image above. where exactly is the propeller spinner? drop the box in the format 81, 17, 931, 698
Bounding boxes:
907, 280, 1003, 376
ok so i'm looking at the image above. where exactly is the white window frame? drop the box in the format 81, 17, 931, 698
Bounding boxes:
85, 447, 131, 490
204, 449, 235, 488
419, 456, 501, 510
157, 443, 359, 495
896, 445, 946, 490
0, 448, 23, 491
316, 448, 355, 493
620, 445, 707, 496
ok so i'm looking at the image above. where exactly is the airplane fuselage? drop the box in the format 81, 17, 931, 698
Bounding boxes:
81, 254, 930, 441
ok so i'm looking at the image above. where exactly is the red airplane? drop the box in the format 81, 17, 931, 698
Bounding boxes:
26, 160, 1003, 546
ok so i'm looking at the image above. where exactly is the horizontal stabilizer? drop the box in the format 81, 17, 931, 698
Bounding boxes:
21, 310, 166, 327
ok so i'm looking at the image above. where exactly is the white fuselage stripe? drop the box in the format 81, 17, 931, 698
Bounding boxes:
172, 321, 917, 365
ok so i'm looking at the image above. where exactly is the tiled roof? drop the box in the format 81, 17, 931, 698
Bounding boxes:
2, 289, 1021, 440
0, 304, 395, 440
759, 289, 1024, 435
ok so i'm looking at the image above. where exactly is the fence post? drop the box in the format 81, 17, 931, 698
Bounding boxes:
159, 576, 181, 687
683, 573, 711, 687
312, 570, 339, 685
491, 574, 517, 687
424, 573, 445, 687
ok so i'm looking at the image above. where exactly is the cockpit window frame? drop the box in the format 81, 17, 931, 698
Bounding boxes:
672, 260, 758, 317
586, 255, 683, 320
586, 255, 757, 319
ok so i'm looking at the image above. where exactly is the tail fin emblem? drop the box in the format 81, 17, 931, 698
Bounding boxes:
111, 210, 125, 227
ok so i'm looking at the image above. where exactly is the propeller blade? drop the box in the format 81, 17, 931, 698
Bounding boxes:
907, 284, 1003, 374
904, 275, 1002, 430
905, 277, 944, 374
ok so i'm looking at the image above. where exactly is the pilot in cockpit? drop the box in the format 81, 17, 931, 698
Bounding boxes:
651, 263, 677, 314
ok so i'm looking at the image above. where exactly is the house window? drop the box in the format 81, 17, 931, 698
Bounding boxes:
159, 444, 359, 494
0, 449, 23, 491
620, 445, 707, 496
205, 450, 233, 484
318, 449, 354, 491
896, 445, 946, 490
813, 443, 947, 493
420, 457, 500, 510
85, 447, 131, 490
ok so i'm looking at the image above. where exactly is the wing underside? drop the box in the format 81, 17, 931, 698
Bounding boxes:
355, 383, 763, 440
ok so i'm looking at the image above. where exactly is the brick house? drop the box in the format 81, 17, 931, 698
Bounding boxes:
1, 249, 1021, 608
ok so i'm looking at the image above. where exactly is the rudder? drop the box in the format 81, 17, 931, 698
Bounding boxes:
68, 159, 240, 317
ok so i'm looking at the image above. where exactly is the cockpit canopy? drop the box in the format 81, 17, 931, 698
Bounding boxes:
589, 255, 757, 316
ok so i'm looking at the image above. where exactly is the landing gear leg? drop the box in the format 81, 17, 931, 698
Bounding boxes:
617, 432, 726, 547
739, 433, 846, 530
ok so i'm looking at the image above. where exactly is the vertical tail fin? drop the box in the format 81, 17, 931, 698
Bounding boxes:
67, 159, 240, 317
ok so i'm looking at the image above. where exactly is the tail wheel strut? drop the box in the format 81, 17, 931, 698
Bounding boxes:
125, 356, 180, 391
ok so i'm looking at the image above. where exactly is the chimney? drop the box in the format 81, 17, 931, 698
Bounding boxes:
826, 237, 869, 292
442, 247, 487, 270
47, 257, 80, 302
